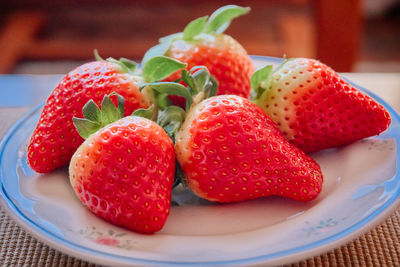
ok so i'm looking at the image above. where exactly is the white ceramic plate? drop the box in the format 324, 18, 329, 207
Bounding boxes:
1, 56, 400, 266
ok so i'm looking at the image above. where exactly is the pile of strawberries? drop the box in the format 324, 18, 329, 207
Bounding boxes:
27, 5, 391, 234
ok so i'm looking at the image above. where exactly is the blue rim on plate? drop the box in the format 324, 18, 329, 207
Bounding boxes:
1, 56, 400, 266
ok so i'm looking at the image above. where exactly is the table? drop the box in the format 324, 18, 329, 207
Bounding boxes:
0, 73, 400, 266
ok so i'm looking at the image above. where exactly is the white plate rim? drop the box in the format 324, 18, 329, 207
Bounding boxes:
1, 55, 400, 266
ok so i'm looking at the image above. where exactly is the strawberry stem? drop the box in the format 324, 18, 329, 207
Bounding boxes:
94, 49, 104, 61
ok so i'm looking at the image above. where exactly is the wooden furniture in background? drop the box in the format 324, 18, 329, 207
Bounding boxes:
312, 0, 362, 72
0, 11, 45, 73
0, 0, 362, 73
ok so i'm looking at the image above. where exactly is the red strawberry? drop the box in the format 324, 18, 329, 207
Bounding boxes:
69, 95, 175, 234
174, 95, 323, 203
251, 58, 391, 153
145, 66, 323, 202
28, 53, 186, 173
143, 5, 254, 106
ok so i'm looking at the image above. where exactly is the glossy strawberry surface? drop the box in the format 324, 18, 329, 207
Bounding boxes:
175, 95, 323, 203
69, 116, 175, 234
254, 58, 391, 153
167, 34, 254, 99
28, 61, 150, 173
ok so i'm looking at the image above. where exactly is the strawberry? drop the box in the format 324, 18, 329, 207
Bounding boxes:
251, 58, 391, 153
142, 5, 254, 106
145, 69, 323, 203
69, 94, 175, 234
175, 95, 323, 202
27, 53, 186, 173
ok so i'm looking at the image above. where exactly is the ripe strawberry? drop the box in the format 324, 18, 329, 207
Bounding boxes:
173, 95, 323, 203
251, 58, 391, 153
69, 94, 175, 234
143, 66, 323, 202
143, 5, 254, 106
27, 53, 186, 173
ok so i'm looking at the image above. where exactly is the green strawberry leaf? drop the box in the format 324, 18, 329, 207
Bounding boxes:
106, 57, 138, 75
143, 32, 185, 67
132, 105, 155, 120
119, 58, 137, 72
73, 93, 126, 139
181, 66, 218, 99
82, 100, 101, 122
142, 56, 187, 83
109, 92, 125, 118
251, 64, 273, 100
159, 32, 183, 43
72, 118, 101, 139
94, 49, 137, 74
180, 66, 218, 104
183, 16, 208, 40
204, 5, 250, 34
142, 42, 171, 67
181, 70, 197, 94
100, 95, 123, 125
158, 105, 186, 127
203, 75, 218, 99
192, 67, 211, 93
144, 82, 193, 111
251, 64, 273, 89
157, 105, 186, 142
139, 83, 172, 110
155, 92, 171, 110
214, 22, 230, 34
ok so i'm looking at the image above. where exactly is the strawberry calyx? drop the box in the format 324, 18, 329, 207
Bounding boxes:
72, 93, 126, 139
141, 82, 193, 111
142, 65, 218, 110
94, 50, 188, 84
183, 16, 208, 40
142, 65, 218, 142
250, 58, 293, 101
94, 50, 188, 86
141, 5, 250, 66
94, 49, 138, 75
73, 92, 165, 140
250, 64, 274, 100
182, 66, 219, 101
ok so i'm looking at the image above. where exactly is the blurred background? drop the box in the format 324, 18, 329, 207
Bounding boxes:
0, 0, 399, 74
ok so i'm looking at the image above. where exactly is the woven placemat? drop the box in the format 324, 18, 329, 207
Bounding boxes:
1, 206, 400, 267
